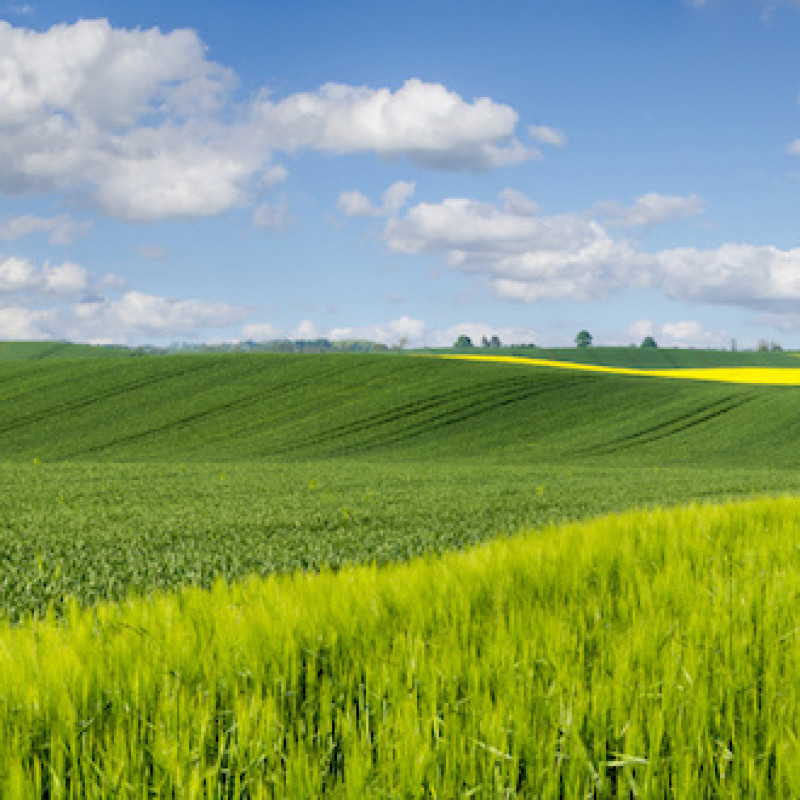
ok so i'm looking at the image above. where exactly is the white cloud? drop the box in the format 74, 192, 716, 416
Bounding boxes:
0, 306, 53, 340
626, 319, 656, 342
788, 139, 800, 155
660, 320, 730, 348
253, 198, 292, 232
596, 193, 705, 228
254, 79, 535, 171
329, 315, 427, 345
0, 213, 92, 244
382, 181, 416, 215
385, 194, 648, 301
0, 256, 38, 292
625, 318, 728, 348
0, 21, 543, 221
41, 261, 89, 294
337, 180, 415, 218
0, 253, 248, 343
528, 124, 566, 147
337, 190, 380, 218
291, 319, 322, 339
64, 291, 246, 340
382, 190, 800, 328
653, 243, 800, 306
0, 255, 90, 296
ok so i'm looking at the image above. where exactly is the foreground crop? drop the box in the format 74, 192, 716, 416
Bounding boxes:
3, 497, 800, 796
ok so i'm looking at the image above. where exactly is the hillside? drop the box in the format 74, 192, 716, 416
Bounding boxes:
0, 341, 135, 360
0, 351, 798, 466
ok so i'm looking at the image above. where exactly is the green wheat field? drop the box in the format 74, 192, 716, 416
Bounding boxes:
4, 347, 800, 796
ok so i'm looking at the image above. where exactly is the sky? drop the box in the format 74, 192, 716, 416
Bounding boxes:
2, 0, 800, 348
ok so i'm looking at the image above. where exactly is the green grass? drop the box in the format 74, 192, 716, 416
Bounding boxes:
0, 352, 799, 621
2, 460, 797, 622
0, 340, 135, 360
1, 352, 800, 465
3, 350, 800, 794
3, 496, 800, 797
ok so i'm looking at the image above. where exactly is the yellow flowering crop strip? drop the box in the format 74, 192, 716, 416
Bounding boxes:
440, 353, 800, 385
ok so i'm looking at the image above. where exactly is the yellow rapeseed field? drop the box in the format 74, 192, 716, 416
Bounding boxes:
441, 353, 800, 385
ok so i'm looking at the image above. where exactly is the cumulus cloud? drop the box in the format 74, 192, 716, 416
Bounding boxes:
381, 189, 800, 328
0, 291, 247, 344
385, 192, 648, 301
0, 255, 89, 295
0, 306, 55, 340
0, 213, 92, 244
0, 252, 248, 343
67, 291, 246, 341
596, 193, 705, 228
253, 79, 534, 171
0, 20, 542, 221
626, 318, 729, 348
337, 180, 415, 218
627, 319, 655, 342
653, 243, 800, 309
328, 315, 427, 345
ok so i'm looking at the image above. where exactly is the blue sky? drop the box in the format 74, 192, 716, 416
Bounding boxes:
2, 0, 800, 348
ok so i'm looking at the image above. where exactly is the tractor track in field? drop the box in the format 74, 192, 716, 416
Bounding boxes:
579, 393, 755, 456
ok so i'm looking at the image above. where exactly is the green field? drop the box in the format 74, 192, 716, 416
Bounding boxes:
0, 341, 135, 361
434, 344, 800, 368
3, 497, 800, 797
2, 350, 800, 795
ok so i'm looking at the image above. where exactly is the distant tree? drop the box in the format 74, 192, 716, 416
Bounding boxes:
640, 336, 658, 348
490, 335, 502, 348
455, 335, 473, 348
758, 339, 769, 352
481, 336, 490, 347
575, 330, 593, 348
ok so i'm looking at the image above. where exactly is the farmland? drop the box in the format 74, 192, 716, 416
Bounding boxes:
2, 350, 800, 794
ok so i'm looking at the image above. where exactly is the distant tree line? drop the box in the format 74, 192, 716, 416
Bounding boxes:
453, 335, 538, 349
137, 339, 392, 355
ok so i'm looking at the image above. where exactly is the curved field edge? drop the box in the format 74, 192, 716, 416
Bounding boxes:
5, 496, 800, 796
440, 352, 800, 385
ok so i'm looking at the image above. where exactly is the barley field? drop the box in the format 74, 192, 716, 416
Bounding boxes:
3, 497, 800, 796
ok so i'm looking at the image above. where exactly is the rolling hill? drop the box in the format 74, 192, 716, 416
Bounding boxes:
0, 351, 798, 466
